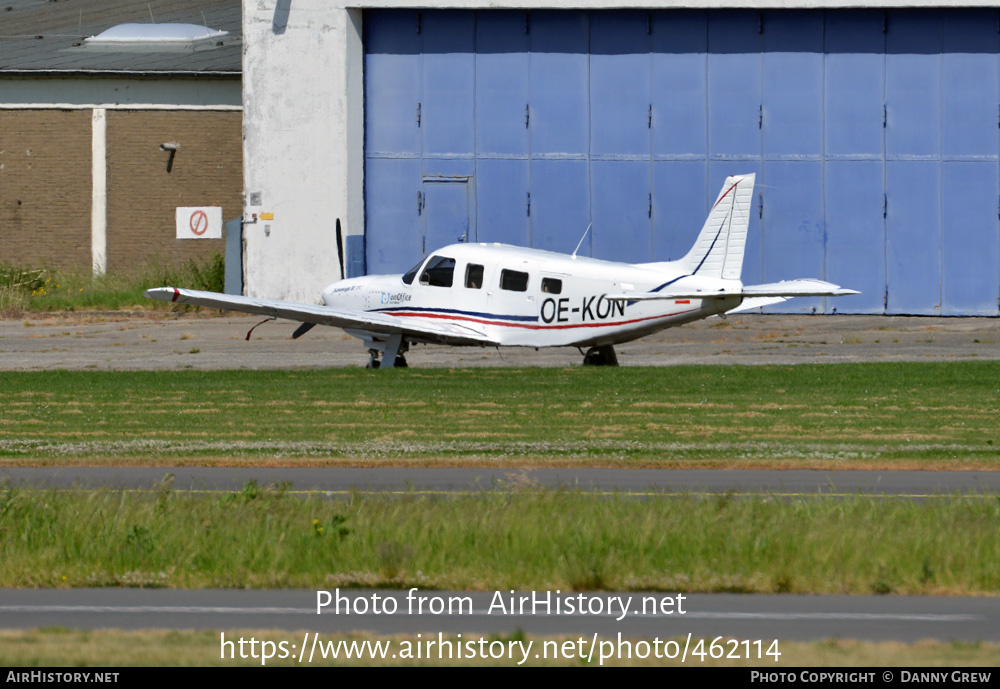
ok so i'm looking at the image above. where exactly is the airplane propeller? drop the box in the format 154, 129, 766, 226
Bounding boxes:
292, 322, 316, 339
336, 218, 345, 280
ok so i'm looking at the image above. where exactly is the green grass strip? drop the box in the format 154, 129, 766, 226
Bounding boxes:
1, 485, 997, 594
2, 362, 1000, 463
0, 255, 224, 314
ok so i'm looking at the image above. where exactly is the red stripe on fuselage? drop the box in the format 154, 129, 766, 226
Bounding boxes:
382, 308, 700, 330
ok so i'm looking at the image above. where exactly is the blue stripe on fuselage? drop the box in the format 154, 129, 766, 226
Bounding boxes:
374, 306, 538, 323
627, 274, 691, 307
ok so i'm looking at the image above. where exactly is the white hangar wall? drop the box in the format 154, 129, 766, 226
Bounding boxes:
244, 1, 1000, 315
243, 2, 365, 302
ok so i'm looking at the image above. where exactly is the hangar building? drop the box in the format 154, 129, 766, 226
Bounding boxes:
243, 1, 1000, 315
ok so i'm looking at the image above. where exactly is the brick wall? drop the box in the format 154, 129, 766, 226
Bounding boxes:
106, 110, 242, 272
0, 110, 92, 270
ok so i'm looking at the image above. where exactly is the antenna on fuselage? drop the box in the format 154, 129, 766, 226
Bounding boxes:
571, 223, 592, 260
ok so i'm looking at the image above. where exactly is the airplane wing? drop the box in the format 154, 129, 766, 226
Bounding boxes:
144, 287, 499, 346
606, 279, 859, 302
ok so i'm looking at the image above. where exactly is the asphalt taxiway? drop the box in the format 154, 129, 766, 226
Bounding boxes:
1, 589, 996, 642
3, 312, 999, 370
2, 467, 999, 497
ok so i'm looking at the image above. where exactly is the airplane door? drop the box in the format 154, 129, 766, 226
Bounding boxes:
422, 177, 473, 256
487, 257, 538, 320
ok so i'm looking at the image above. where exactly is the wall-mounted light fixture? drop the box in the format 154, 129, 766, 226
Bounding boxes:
159, 142, 179, 172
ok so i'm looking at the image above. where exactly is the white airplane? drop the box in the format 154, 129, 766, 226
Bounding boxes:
146, 174, 858, 367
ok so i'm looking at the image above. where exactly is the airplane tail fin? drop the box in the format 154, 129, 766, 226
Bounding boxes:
678, 173, 755, 280
609, 173, 860, 310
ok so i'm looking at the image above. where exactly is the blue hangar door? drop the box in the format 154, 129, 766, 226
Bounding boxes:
363, 9, 1000, 316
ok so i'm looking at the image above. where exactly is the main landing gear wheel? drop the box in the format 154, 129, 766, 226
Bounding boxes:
582, 345, 619, 367
365, 335, 409, 369
366, 351, 408, 369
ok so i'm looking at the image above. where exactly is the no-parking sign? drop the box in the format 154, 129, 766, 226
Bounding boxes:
176, 207, 222, 239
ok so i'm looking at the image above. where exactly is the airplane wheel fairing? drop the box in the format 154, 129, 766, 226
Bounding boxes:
582, 345, 619, 367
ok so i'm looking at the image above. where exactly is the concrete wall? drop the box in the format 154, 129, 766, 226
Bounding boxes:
2, 71, 242, 274
0, 108, 242, 274
0, 110, 93, 270
242, 1, 364, 301
106, 110, 242, 272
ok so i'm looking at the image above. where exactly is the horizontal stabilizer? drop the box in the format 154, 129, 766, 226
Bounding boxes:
606, 279, 859, 303
725, 296, 788, 314
742, 279, 860, 298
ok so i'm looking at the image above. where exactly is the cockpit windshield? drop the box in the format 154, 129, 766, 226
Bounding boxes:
419, 255, 456, 287
401, 258, 424, 285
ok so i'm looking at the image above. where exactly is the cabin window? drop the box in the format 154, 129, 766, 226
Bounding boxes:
465, 264, 484, 289
500, 269, 529, 292
419, 256, 456, 287
541, 277, 562, 294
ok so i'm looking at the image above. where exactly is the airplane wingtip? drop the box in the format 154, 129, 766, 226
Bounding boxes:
144, 286, 179, 301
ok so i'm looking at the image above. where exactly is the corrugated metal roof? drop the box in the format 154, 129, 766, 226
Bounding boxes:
0, 0, 241, 74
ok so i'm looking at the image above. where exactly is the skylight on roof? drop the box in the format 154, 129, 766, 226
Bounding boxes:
85, 23, 229, 47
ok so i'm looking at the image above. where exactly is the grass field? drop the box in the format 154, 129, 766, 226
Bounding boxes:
1, 486, 997, 593
1, 362, 999, 466
0, 255, 224, 316
1, 629, 996, 667
2, 362, 998, 666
